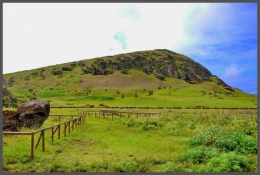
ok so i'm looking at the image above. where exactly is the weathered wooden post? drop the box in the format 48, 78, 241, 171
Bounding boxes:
51, 127, 54, 143
31, 133, 35, 158
64, 123, 67, 137
58, 125, 60, 139
42, 130, 45, 152
68, 121, 70, 133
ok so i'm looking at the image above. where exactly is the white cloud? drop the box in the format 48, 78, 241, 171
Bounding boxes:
172, 3, 256, 61
3, 2, 256, 80
3, 3, 196, 74
221, 63, 245, 78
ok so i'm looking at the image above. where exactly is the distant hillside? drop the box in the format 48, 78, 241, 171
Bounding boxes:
3, 49, 257, 108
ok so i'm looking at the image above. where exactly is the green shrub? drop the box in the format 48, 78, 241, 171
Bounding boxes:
198, 152, 249, 172
178, 146, 219, 164
215, 131, 257, 154
188, 126, 227, 147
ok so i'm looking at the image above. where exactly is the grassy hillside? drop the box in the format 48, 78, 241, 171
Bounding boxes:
2, 50, 257, 108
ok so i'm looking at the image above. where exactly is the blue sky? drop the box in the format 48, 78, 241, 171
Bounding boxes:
3, 3, 257, 94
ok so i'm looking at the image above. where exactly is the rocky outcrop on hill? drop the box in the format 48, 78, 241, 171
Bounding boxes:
215, 76, 234, 92
80, 49, 213, 84
3, 100, 50, 132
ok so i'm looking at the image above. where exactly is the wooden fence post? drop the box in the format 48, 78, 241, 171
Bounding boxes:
42, 130, 45, 152
51, 127, 54, 143
64, 123, 67, 137
58, 125, 60, 139
68, 121, 71, 133
31, 133, 34, 158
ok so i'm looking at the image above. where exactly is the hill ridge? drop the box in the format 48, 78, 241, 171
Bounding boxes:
4, 49, 257, 108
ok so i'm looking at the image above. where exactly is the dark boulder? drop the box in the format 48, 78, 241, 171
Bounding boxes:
3, 100, 50, 132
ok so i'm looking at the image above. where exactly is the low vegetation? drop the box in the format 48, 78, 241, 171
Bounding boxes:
3, 108, 257, 172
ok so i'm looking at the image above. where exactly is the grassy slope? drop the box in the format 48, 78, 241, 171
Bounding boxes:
3, 55, 257, 108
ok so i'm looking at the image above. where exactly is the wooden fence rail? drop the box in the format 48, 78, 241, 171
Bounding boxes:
78, 111, 161, 120
49, 114, 79, 122
51, 105, 257, 110
3, 115, 86, 159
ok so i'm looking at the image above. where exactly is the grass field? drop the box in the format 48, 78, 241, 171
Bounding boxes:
3, 108, 257, 172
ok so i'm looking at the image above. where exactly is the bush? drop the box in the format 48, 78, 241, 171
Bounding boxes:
178, 146, 219, 164
188, 126, 227, 147
215, 131, 257, 154
198, 152, 249, 172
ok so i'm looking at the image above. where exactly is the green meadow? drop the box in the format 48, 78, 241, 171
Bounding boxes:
3, 108, 257, 172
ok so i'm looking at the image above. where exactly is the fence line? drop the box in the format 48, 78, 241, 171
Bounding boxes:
51, 105, 257, 110
77, 110, 161, 120
49, 114, 79, 122
3, 115, 86, 159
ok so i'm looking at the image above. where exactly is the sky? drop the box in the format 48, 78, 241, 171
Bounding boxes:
3, 3, 257, 94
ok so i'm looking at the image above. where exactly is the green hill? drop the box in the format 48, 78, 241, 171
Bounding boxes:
2, 49, 257, 108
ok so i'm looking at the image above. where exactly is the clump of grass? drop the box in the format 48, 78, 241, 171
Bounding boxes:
160, 162, 175, 172
114, 160, 138, 172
